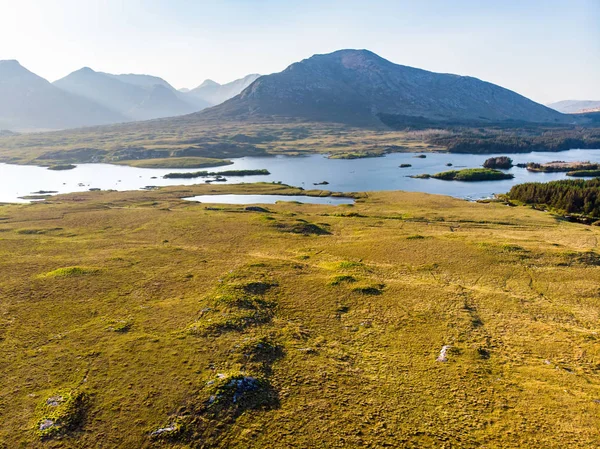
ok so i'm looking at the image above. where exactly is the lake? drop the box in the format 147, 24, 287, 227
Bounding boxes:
1, 149, 599, 203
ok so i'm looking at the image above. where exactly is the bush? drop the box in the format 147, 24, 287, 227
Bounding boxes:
36, 390, 89, 439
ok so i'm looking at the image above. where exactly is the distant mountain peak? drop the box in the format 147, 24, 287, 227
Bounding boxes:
199, 79, 220, 88
0, 59, 22, 66
189, 74, 262, 106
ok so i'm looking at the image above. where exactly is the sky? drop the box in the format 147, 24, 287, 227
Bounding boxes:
0, 0, 598, 104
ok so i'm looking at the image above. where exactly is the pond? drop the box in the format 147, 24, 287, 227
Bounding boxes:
1, 148, 599, 203
183, 194, 355, 205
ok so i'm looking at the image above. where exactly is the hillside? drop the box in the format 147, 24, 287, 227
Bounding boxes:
0, 60, 126, 131
188, 74, 261, 105
200, 50, 572, 125
54, 68, 210, 121
548, 100, 600, 114
1, 184, 600, 447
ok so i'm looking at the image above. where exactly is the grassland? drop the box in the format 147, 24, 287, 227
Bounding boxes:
115, 157, 234, 169
1, 183, 600, 447
0, 120, 444, 167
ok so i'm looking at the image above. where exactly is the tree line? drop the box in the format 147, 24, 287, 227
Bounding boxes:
508, 178, 600, 218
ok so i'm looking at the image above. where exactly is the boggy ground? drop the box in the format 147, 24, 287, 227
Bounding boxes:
0, 183, 600, 448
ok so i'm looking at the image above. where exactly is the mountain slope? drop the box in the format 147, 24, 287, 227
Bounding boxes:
548, 100, 600, 114
200, 50, 570, 125
54, 68, 209, 121
189, 74, 261, 105
0, 60, 126, 130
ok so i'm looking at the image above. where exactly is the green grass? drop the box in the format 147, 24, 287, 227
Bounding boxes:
0, 183, 600, 447
41, 266, 100, 278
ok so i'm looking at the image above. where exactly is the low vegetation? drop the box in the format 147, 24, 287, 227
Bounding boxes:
1, 183, 600, 447
36, 390, 89, 439
116, 157, 233, 168
425, 126, 600, 153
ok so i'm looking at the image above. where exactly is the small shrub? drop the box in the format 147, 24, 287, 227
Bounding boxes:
352, 284, 385, 295
337, 261, 364, 270
36, 390, 88, 439
205, 372, 275, 414
105, 318, 133, 333
41, 266, 100, 278
328, 275, 357, 286
406, 234, 426, 240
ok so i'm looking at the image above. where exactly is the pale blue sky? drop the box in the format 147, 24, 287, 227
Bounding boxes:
0, 0, 598, 103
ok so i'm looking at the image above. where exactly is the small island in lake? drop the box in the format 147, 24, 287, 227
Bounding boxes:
483, 156, 513, 169
566, 169, 600, 177
412, 168, 514, 181
47, 164, 76, 171
164, 169, 270, 179
526, 161, 600, 173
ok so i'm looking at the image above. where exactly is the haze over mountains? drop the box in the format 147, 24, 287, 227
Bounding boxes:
548, 100, 600, 114
185, 74, 261, 106
0, 49, 585, 133
0, 60, 126, 131
53, 68, 210, 121
201, 50, 571, 126
0, 62, 259, 131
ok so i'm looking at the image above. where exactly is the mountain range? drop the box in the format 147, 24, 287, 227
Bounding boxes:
199, 50, 572, 126
0, 60, 126, 131
0, 50, 589, 133
548, 100, 600, 114
0, 62, 259, 131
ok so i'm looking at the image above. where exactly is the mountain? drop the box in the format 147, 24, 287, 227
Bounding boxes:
548, 100, 600, 114
106, 73, 175, 90
200, 50, 571, 126
54, 68, 210, 121
188, 74, 261, 105
0, 60, 126, 131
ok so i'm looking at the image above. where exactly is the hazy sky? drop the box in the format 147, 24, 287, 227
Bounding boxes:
1, 0, 598, 103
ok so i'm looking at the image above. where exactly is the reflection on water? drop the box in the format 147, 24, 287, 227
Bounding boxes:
0, 149, 599, 203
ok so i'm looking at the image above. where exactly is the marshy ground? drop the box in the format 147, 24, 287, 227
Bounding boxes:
1, 183, 599, 447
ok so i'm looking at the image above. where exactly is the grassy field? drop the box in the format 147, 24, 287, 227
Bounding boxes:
0, 120, 444, 167
114, 157, 234, 169
1, 183, 600, 447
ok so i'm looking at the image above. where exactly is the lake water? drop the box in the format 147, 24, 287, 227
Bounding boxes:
1, 149, 599, 203
183, 194, 354, 205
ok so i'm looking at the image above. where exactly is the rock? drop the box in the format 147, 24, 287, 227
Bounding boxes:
46, 396, 64, 407
39, 419, 56, 431
150, 426, 176, 437
436, 345, 451, 362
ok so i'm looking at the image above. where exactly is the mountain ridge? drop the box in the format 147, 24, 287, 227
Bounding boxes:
0, 60, 127, 131
198, 49, 571, 126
